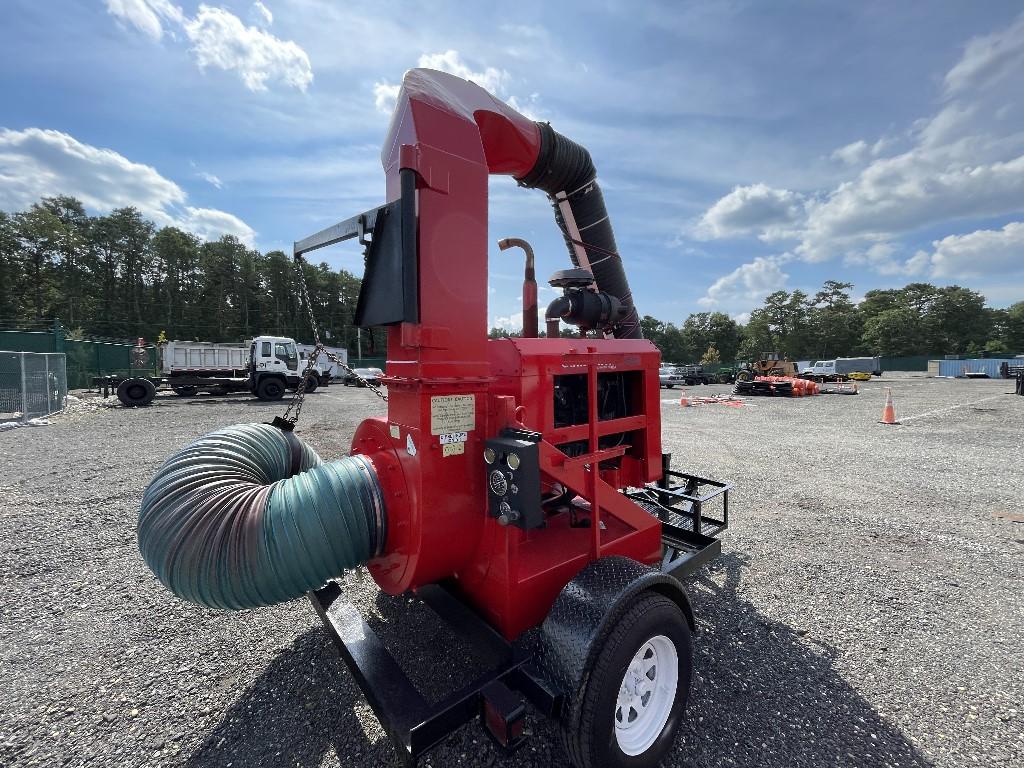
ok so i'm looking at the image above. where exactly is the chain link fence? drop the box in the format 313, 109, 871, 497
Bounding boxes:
0, 352, 68, 421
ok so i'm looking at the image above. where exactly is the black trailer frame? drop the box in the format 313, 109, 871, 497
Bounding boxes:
308, 460, 729, 767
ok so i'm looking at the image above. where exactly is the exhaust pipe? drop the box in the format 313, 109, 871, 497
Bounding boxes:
498, 237, 538, 338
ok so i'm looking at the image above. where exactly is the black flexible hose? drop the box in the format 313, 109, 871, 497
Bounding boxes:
517, 123, 642, 339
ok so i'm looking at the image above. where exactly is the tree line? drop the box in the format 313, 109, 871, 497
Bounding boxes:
3, 196, 1019, 362
639, 280, 1023, 365
0, 196, 378, 353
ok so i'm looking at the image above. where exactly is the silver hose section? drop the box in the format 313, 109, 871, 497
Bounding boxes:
138, 423, 385, 610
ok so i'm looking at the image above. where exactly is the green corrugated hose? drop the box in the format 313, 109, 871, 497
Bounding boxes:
138, 423, 385, 609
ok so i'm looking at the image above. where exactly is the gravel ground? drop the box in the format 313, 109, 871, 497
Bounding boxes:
1, 375, 1021, 767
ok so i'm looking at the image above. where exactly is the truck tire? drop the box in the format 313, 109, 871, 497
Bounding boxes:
303, 375, 319, 393
256, 377, 286, 401
561, 592, 692, 768
172, 385, 198, 397
117, 378, 157, 407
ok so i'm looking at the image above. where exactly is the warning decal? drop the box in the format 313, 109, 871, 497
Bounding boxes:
430, 394, 476, 435
442, 442, 466, 457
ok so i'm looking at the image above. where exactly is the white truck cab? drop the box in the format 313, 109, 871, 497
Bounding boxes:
805, 360, 836, 377
248, 336, 304, 400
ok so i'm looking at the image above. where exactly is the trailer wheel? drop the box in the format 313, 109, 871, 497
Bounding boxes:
256, 377, 286, 401
117, 377, 157, 407
172, 385, 197, 397
561, 593, 691, 768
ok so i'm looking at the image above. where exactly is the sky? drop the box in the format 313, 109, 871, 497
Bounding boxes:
1, 1, 1023, 330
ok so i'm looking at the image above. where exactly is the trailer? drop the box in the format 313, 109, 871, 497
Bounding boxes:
135, 69, 735, 768
297, 342, 348, 384
96, 336, 314, 406
674, 364, 716, 385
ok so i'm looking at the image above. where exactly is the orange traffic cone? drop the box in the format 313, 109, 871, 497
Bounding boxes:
679, 390, 689, 407
880, 387, 898, 425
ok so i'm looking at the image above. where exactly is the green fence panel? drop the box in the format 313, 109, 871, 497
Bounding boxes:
351, 356, 387, 370
0, 330, 56, 353
879, 355, 934, 372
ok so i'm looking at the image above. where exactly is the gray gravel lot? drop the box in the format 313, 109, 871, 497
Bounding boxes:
1, 376, 1022, 767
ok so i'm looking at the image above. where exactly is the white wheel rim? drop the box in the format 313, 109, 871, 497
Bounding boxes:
614, 634, 678, 756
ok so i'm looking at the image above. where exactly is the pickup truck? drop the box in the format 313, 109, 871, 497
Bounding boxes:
800, 357, 882, 382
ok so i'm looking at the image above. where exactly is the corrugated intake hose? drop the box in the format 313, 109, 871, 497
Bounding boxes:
516, 121, 642, 339
138, 423, 386, 610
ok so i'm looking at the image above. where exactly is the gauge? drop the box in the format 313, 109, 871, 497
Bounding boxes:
488, 469, 508, 496
483, 447, 497, 464
506, 452, 521, 470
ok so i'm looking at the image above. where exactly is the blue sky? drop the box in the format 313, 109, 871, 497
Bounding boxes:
2, 1, 1023, 330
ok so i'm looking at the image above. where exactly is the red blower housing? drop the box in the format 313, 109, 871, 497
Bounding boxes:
317, 70, 657, 639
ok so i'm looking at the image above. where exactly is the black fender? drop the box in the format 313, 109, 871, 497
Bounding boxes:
537, 556, 694, 703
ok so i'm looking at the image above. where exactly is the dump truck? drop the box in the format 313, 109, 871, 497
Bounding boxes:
96, 335, 316, 406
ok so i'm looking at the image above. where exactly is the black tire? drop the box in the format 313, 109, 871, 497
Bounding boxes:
256, 377, 286, 401
561, 593, 692, 768
736, 370, 752, 382
664, 383, 674, 389
172, 385, 198, 397
117, 377, 157, 407
304, 375, 319, 393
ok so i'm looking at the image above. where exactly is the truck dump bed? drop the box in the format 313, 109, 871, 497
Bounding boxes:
162, 342, 249, 376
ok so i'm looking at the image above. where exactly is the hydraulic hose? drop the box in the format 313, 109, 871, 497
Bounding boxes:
516, 122, 642, 339
138, 423, 386, 610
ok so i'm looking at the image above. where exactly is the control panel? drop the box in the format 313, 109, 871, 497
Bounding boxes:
484, 429, 542, 529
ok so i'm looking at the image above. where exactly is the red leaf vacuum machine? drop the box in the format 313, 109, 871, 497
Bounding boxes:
138, 68, 731, 768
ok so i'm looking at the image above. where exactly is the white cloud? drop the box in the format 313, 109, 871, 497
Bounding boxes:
105, 0, 183, 40
372, 50, 538, 118
197, 171, 222, 189
184, 6, 312, 92
0, 128, 254, 245
251, 1, 273, 27
698, 255, 790, 308
181, 206, 254, 244
830, 137, 890, 166
928, 221, 1024, 279
373, 81, 401, 115
493, 311, 524, 331
695, 183, 805, 241
944, 14, 1024, 96
107, 1, 311, 92
418, 50, 508, 95
692, 13, 1024, 278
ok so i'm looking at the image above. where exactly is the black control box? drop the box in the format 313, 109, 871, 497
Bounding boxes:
484, 431, 542, 530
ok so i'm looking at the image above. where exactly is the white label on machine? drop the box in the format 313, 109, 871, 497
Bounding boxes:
430, 395, 475, 435
406, 433, 417, 456
439, 432, 467, 445
389, 424, 400, 439
442, 442, 465, 457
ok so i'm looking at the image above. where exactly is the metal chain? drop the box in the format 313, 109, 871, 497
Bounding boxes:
281, 257, 388, 426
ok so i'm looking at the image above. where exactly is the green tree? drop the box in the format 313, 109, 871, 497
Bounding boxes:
862, 307, 922, 356
700, 345, 721, 365
808, 280, 861, 357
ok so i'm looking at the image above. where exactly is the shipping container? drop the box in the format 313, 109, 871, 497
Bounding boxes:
933, 358, 1018, 378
